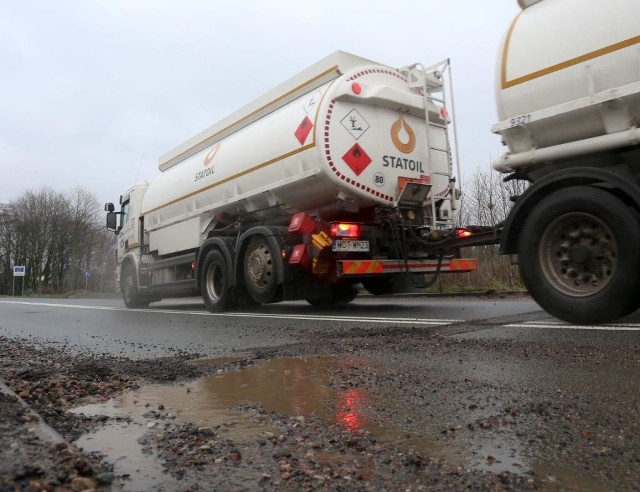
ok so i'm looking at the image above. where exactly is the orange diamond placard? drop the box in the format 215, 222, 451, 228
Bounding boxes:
342, 143, 371, 176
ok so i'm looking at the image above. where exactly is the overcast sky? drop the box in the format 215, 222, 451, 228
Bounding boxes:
1, 0, 520, 207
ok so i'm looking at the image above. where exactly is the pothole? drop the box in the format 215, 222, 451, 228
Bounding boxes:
70, 356, 546, 488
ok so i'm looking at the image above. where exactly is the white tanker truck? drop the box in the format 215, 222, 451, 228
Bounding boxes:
105, 51, 492, 311
493, 0, 640, 323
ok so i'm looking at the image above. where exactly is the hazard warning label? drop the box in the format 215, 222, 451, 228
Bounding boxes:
294, 116, 313, 145
342, 143, 372, 176
340, 109, 370, 140
303, 90, 322, 114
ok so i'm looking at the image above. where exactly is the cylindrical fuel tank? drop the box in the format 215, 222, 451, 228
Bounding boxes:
141, 52, 450, 252
494, 0, 640, 155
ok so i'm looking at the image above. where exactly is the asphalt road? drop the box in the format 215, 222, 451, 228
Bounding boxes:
2, 293, 640, 490
2, 294, 640, 359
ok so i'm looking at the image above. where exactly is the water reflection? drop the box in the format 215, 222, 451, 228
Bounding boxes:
336, 388, 368, 431
195, 357, 370, 433
71, 355, 623, 490
190, 357, 338, 424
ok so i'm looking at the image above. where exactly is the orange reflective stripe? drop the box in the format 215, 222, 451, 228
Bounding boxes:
342, 261, 357, 274
341, 259, 477, 274
449, 259, 478, 271
342, 261, 383, 274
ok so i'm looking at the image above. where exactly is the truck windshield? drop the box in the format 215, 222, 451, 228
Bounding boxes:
121, 202, 130, 230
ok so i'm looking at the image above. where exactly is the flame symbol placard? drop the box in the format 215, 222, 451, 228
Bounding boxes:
391, 116, 416, 154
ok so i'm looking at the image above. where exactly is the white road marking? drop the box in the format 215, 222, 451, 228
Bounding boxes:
4, 301, 638, 331
505, 321, 640, 331
0, 300, 460, 326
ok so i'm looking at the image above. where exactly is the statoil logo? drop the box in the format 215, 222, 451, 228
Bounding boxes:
384, 116, 424, 172
203, 142, 220, 167
195, 143, 220, 182
391, 116, 416, 154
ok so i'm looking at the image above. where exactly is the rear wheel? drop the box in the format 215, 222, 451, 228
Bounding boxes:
362, 277, 393, 295
121, 264, 149, 308
306, 284, 359, 307
519, 186, 640, 324
202, 250, 232, 312
243, 236, 279, 304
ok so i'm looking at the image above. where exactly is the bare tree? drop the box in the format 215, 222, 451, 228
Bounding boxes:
0, 203, 15, 294
66, 187, 101, 290
9, 188, 65, 292
437, 164, 528, 292
458, 164, 528, 227
0, 186, 115, 295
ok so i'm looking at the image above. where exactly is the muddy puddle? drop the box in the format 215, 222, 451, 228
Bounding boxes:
70, 356, 595, 489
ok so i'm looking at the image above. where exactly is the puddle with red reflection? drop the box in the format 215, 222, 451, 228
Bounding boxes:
72, 356, 604, 490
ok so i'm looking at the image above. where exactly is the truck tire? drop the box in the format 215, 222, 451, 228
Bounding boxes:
202, 249, 232, 312
362, 277, 393, 295
243, 236, 278, 304
306, 284, 359, 307
122, 264, 149, 308
519, 186, 640, 324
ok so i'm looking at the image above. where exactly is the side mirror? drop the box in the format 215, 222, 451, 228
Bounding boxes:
104, 202, 115, 212
106, 211, 118, 232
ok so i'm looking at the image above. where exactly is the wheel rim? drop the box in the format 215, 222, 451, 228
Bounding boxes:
539, 212, 617, 297
246, 242, 273, 290
205, 261, 224, 301
123, 273, 134, 303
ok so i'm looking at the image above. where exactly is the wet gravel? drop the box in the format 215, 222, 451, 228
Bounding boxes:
1, 322, 639, 491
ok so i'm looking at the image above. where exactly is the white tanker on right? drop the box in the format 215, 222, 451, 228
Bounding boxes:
492, 0, 640, 324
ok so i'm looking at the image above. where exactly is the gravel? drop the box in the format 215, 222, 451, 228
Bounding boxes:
0, 323, 638, 491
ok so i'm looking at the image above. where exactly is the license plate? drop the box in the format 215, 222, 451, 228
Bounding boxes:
332, 239, 370, 252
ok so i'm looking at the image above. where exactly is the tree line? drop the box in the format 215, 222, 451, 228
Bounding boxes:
0, 187, 115, 295
432, 164, 529, 292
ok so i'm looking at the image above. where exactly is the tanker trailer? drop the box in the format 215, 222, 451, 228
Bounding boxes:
493, 0, 640, 323
105, 51, 491, 312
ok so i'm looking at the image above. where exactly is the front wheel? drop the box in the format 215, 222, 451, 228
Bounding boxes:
519, 186, 640, 324
202, 250, 232, 312
121, 265, 149, 308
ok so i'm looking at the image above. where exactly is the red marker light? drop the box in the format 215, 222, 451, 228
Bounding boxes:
352, 83, 362, 95
455, 228, 473, 239
330, 222, 362, 238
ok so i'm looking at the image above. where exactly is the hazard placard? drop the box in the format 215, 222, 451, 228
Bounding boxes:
341, 108, 370, 140
294, 116, 313, 145
342, 143, 372, 176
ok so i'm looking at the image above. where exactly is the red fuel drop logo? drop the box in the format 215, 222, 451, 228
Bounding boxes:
342, 143, 372, 176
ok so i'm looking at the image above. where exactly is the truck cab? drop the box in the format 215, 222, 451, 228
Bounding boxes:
105, 183, 148, 291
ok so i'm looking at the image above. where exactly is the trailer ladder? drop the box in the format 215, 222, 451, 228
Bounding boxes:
399, 60, 461, 227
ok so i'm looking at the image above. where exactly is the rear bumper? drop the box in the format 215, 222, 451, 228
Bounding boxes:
337, 258, 477, 277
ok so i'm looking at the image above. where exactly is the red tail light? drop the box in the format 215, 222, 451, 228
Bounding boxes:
455, 228, 473, 239
330, 222, 362, 238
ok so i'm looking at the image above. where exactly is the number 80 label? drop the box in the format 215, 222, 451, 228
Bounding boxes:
373, 172, 385, 187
